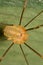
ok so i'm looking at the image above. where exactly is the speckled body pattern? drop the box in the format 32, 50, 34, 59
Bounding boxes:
4, 25, 28, 44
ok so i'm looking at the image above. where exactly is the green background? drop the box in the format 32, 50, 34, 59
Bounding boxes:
0, 0, 43, 65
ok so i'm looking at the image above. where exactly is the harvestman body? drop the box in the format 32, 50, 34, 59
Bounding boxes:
0, 0, 43, 65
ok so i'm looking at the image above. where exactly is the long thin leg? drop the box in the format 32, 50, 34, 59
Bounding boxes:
0, 23, 13, 26
19, 0, 28, 25
0, 12, 16, 16
0, 12, 29, 19
0, 42, 14, 62
19, 44, 29, 65
24, 43, 43, 59
26, 24, 43, 31
24, 10, 43, 27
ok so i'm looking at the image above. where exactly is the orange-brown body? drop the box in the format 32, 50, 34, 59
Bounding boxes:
3, 25, 28, 44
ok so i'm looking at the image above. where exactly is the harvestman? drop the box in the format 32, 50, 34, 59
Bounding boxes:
0, 0, 43, 65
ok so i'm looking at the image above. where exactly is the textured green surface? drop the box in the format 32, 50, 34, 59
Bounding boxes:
0, 0, 43, 65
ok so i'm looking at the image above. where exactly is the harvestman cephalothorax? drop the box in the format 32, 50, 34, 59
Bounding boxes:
0, 0, 43, 65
